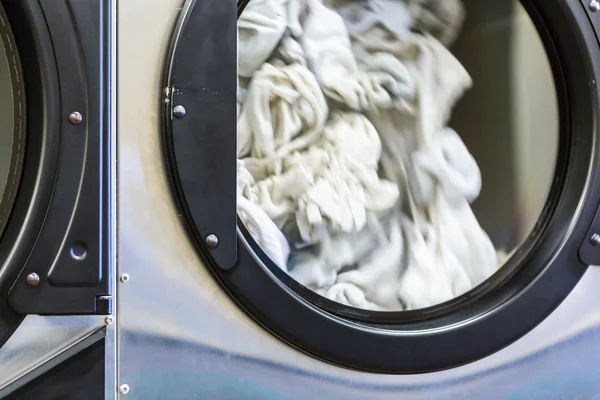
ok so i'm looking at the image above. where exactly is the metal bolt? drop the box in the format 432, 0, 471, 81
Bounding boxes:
119, 384, 130, 395
173, 105, 186, 118
591, 233, 600, 247
119, 274, 130, 283
69, 111, 83, 125
105, 316, 114, 325
591, 0, 600, 12
205, 234, 219, 248
26, 272, 40, 287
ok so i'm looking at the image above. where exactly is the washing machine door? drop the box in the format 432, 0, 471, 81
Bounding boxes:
0, 1, 112, 396
163, 0, 600, 373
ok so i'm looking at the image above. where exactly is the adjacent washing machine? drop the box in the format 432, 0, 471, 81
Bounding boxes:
118, 0, 600, 399
0, 1, 115, 398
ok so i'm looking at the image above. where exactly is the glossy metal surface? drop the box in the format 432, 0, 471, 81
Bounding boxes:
117, 0, 600, 398
105, 0, 117, 397
0, 315, 106, 398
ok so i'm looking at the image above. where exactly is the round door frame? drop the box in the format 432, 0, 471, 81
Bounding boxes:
0, 0, 61, 348
163, 0, 600, 373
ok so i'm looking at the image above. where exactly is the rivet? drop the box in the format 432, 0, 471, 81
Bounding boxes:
591, 0, 600, 12
26, 273, 40, 287
173, 105, 186, 118
119, 274, 130, 283
105, 316, 114, 325
69, 111, 83, 125
205, 234, 219, 248
591, 233, 600, 247
119, 384, 130, 395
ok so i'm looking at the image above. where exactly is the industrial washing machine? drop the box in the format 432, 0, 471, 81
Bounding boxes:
115, 0, 600, 398
0, 0, 116, 398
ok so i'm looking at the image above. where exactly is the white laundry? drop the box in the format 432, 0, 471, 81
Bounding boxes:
334, 0, 412, 38
289, 211, 403, 310
410, 127, 482, 205
240, 111, 399, 244
237, 163, 291, 270
427, 186, 497, 289
236, 0, 501, 312
334, 213, 404, 310
299, 0, 416, 111
238, 0, 288, 78
351, 28, 472, 142
407, 0, 466, 46
237, 62, 329, 168
396, 217, 465, 310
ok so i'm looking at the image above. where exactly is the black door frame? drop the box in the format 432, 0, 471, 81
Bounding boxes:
163, 0, 600, 373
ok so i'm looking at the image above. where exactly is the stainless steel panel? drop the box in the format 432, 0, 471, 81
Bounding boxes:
105, 0, 118, 398
117, 0, 600, 398
0, 315, 106, 398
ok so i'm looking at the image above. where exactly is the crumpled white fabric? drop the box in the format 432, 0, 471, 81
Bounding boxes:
407, 0, 466, 47
239, 111, 399, 244
236, 0, 500, 312
237, 163, 291, 270
237, 62, 328, 168
289, 212, 404, 310
238, 0, 314, 77
238, 0, 288, 78
334, 0, 412, 38
299, 0, 416, 111
410, 127, 481, 205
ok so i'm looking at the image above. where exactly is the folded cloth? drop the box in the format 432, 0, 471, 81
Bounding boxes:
407, 0, 466, 46
237, 62, 329, 167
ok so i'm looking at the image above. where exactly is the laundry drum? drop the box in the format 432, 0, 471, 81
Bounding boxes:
235, 0, 558, 313
164, 0, 597, 373
0, 4, 25, 242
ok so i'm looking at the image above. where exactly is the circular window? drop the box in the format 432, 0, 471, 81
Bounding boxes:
236, 0, 558, 313
0, 4, 25, 241
164, 0, 600, 372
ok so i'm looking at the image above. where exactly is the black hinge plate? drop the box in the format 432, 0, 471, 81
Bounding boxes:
8, 0, 111, 315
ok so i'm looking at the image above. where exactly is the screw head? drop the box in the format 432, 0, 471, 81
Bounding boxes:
119, 274, 130, 283
173, 105, 186, 118
591, 0, 600, 12
205, 234, 219, 248
105, 316, 114, 325
119, 384, 130, 395
26, 273, 40, 287
591, 233, 600, 247
69, 111, 83, 125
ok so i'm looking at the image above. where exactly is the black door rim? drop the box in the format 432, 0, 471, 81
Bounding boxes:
163, 0, 600, 373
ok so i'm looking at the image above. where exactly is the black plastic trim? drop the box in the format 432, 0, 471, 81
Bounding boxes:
164, 0, 599, 373
2, 0, 111, 316
163, 0, 238, 271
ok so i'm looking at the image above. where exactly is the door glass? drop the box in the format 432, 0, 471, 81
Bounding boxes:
0, 5, 25, 240
236, 0, 558, 311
